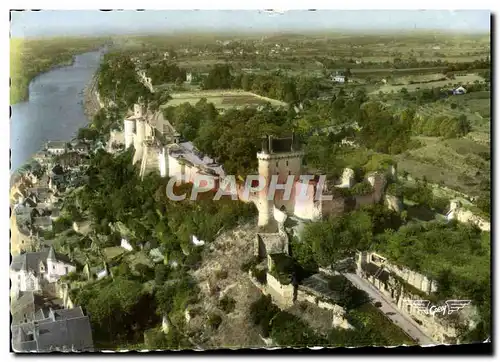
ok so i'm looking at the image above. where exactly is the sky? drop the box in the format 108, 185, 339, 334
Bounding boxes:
10, 10, 491, 38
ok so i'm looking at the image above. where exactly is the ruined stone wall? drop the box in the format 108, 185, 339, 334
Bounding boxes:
448, 208, 490, 232
296, 289, 353, 329
266, 272, 294, 307
359, 252, 438, 294
320, 197, 346, 219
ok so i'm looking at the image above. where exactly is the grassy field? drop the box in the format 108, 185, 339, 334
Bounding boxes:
164, 90, 287, 109
371, 74, 484, 94
10, 36, 107, 104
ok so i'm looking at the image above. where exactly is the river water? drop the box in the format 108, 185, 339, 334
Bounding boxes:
10, 50, 104, 174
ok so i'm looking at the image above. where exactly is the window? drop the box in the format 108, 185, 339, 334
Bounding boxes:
65, 267, 68, 274
53, 265, 55, 270
286, 160, 289, 167
276, 161, 279, 167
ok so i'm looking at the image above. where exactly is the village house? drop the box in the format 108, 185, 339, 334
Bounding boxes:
11, 306, 94, 352
32, 216, 53, 232
331, 73, 346, 83
452, 86, 467, 95
71, 141, 90, 155
45, 141, 68, 155
10, 247, 76, 296
11, 291, 61, 325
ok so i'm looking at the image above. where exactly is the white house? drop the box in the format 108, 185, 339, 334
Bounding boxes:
46, 141, 68, 155
121, 238, 134, 251
332, 75, 345, 83
10, 247, 76, 296
191, 235, 205, 247
452, 86, 467, 95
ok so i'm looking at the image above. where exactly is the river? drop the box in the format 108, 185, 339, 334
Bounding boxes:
10, 50, 104, 174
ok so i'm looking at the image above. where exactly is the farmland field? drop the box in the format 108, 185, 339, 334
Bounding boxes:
396, 136, 490, 196
164, 90, 287, 109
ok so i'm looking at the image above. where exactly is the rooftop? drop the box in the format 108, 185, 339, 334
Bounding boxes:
11, 247, 73, 274
11, 307, 93, 352
33, 216, 53, 227
168, 141, 225, 176
46, 141, 68, 150
259, 134, 302, 155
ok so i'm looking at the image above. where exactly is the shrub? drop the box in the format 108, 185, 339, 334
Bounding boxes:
240, 256, 259, 273
215, 269, 228, 280
219, 295, 236, 314
207, 313, 222, 330
154, 264, 169, 286
249, 295, 280, 336
135, 263, 154, 281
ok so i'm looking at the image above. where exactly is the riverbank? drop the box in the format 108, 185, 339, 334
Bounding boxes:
83, 75, 101, 119
10, 57, 75, 105
10, 37, 107, 105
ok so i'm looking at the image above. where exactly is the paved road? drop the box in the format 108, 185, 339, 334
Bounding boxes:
343, 272, 437, 346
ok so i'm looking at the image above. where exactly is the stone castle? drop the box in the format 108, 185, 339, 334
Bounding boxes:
113, 104, 390, 237
110, 102, 394, 263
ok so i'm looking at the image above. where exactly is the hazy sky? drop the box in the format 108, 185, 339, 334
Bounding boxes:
11, 10, 491, 38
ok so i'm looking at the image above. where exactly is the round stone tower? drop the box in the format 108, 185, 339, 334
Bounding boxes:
256, 134, 304, 227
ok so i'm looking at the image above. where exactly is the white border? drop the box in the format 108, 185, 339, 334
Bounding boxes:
2, 2, 497, 361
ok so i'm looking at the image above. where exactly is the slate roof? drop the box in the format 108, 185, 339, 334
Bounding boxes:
11, 292, 63, 325
33, 216, 52, 227
168, 141, 225, 177
72, 142, 90, 151
11, 307, 93, 352
10, 247, 73, 275
11, 251, 49, 275
26, 188, 52, 203
46, 141, 67, 150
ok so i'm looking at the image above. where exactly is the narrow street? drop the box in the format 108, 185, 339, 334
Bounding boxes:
343, 272, 437, 346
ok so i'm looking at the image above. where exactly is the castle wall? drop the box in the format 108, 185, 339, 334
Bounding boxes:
358, 252, 438, 296
159, 148, 167, 177
124, 119, 135, 149
264, 272, 295, 308
293, 181, 321, 220
167, 154, 183, 180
